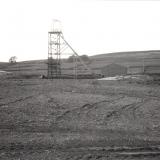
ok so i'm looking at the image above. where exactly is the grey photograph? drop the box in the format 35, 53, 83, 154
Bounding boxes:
0, 0, 160, 159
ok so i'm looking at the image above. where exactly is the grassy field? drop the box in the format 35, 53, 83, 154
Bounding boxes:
0, 78, 160, 159
0, 50, 160, 159
1, 50, 160, 78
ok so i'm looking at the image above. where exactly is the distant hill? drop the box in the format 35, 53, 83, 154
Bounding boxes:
0, 50, 160, 77
90, 50, 160, 69
91, 50, 160, 59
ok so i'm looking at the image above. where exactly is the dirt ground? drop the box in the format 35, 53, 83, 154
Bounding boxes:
0, 78, 160, 160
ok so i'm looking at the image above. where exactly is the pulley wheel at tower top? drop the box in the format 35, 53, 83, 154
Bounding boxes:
50, 19, 62, 32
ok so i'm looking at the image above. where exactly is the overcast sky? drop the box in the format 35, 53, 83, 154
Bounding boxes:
0, 0, 160, 62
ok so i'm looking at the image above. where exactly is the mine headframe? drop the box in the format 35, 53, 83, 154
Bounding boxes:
48, 30, 62, 79
47, 20, 99, 79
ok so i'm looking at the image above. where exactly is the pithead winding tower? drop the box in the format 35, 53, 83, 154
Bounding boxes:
48, 20, 62, 78
47, 20, 96, 79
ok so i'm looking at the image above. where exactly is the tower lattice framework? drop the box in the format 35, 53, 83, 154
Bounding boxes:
48, 30, 62, 78
47, 20, 93, 79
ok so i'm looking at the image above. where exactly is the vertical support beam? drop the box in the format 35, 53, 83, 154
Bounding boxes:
142, 58, 145, 74
47, 31, 62, 79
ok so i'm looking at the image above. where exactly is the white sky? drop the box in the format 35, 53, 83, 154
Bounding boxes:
0, 0, 160, 62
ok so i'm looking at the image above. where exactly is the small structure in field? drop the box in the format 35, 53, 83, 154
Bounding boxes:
145, 65, 160, 75
127, 65, 160, 75
101, 63, 127, 77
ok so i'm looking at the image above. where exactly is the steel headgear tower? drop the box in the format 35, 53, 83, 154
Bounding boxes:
47, 20, 94, 79
48, 20, 62, 79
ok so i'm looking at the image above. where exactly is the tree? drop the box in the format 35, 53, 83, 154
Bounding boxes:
80, 55, 90, 62
9, 56, 17, 63
67, 54, 90, 63
67, 55, 75, 63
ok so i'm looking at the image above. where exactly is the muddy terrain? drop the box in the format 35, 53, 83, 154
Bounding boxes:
0, 78, 160, 159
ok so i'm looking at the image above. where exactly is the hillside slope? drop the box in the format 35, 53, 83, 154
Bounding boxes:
90, 50, 160, 68
0, 50, 160, 77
